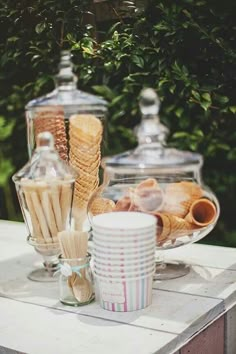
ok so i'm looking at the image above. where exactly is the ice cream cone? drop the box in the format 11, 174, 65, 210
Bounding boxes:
185, 198, 217, 227
90, 198, 115, 216
161, 181, 203, 218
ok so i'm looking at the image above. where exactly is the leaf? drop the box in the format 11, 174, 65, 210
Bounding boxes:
191, 90, 201, 101
200, 100, 211, 111
229, 106, 236, 113
92, 85, 115, 101
35, 22, 46, 34
202, 92, 211, 102
132, 55, 145, 68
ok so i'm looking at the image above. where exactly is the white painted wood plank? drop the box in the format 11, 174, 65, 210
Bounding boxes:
154, 265, 236, 309
0, 297, 177, 354
225, 305, 236, 354
0, 256, 224, 337
162, 243, 236, 270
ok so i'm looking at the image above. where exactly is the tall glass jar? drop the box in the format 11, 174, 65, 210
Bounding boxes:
25, 50, 107, 160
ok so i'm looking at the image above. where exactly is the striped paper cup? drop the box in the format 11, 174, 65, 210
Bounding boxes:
94, 257, 155, 274
93, 241, 155, 255
93, 237, 155, 250
92, 230, 156, 242
92, 225, 156, 237
92, 246, 155, 261
93, 251, 155, 266
94, 272, 153, 312
94, 264, 155, 279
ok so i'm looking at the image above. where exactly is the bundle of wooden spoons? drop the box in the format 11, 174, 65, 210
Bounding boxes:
58, 230, 94, 304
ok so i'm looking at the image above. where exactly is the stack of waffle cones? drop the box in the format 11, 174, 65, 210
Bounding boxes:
34, 107, 68, 161
69, 114, 103, 229
21, 177, 74, 245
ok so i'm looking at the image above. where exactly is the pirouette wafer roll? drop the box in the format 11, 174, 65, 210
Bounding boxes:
60, 179, 73, 230
50, 183, 63, 232
185, 198, 217, 227
21, 182, 43, 242
26, 182, 52, 243
37, 181, 58, 243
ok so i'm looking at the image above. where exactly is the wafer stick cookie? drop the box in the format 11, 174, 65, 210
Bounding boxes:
24, 181, 52, 243
50, 183, 63, 232
37, 181, 58, 242
21, 182, 43, 242
60, 179, 73, 229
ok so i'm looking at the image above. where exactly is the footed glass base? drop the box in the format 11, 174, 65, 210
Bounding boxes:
154, 260, 190, 281
28, 262, 59, 282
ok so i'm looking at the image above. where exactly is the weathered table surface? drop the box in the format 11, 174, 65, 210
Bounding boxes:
0, 220, 236, 354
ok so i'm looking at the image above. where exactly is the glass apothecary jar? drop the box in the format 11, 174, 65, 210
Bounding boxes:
25, 50, 107, 160
88, 88, 220, 280
13, 132, 77, 282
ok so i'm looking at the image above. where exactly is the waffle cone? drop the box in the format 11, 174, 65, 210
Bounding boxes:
136, 178, 160, 191
162, 181, 203, 218
185, 198, 217, 227
90, 198, 115, 216
152, 212, 171, 242
34, 107, 68, 161
70, 114, 103, 140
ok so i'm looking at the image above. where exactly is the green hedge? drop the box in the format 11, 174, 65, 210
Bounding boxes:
0, 0, 236, 245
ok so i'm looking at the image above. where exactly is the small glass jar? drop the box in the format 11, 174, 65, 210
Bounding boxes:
59, 256, 95, 306
12, 132, 77, 282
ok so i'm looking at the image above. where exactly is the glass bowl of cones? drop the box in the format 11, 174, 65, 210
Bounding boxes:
88, 174, 220, 280
87, 88, 221, 280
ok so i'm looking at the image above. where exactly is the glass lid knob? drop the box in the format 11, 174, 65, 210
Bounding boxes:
135, 88, 169, 148
139, 88, 160, 115
36, 132, 54, 149
55, 50, 77, 90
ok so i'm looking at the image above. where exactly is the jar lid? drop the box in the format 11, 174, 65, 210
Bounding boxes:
104, 88, 203, 171
26, 51, 107, 112
13, 132, 77, 183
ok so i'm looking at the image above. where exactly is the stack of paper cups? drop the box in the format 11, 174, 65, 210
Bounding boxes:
92, 212, 156, 312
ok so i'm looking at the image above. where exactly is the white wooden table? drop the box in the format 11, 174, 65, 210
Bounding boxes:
0, 220, 236, 354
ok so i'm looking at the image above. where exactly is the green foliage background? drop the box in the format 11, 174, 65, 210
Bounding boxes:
0, 0, 235, 245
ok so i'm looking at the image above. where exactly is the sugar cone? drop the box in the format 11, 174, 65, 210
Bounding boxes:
114, 196, 133, 211
161, 181, 203, 218
185, 198, 217, 227
166, 213, 195, 239
90, 198, 115, 216
34, 106, 68, 161
136, 178, 159, 191
152, 212, 195, 244
151, 212, 171, 243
